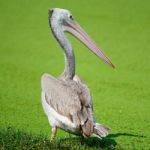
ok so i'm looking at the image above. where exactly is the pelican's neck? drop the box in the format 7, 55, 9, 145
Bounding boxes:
50, 18, 75, 79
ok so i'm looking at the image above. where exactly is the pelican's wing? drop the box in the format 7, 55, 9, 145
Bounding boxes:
73, 75, 95, 137
73, 75, 110, 138
73, 75, 93, 110
41, 73, 95, 137
41, 73, 83, 125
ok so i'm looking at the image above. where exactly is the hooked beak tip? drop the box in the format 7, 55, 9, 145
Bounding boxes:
111, 63, 116, 69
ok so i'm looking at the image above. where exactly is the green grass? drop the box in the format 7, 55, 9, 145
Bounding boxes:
0, 127, 121, 150
0, 0, 150, 149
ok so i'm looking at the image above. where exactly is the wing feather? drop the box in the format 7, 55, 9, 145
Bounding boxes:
41, 73, 81, 120
41, 73, 94, 136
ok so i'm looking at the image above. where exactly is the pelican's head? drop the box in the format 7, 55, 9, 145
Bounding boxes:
49, 8, 115, 68
49, 8, 73, 25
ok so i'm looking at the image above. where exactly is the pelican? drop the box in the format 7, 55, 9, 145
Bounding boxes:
41, 8, 115, 140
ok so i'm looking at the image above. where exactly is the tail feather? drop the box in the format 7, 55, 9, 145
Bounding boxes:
93, 123, 110, 138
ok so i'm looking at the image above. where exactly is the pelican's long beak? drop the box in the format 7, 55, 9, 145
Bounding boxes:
63, 20, 115, 68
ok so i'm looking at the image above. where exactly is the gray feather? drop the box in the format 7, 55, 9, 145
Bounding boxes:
41, 73, 95, 137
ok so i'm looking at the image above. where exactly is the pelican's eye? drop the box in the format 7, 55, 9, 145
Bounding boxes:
69, 15, 74, 20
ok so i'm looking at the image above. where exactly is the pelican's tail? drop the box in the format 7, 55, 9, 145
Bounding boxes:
93, 123, 110, 139
81, 120, 110, 139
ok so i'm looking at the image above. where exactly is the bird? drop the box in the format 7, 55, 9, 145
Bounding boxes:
41, 8, 115, 140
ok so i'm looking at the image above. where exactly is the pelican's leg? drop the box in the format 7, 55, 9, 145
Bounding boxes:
50, 127, 57, 140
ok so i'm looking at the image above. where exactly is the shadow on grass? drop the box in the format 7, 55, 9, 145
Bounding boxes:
108, 133, 145, 138
61, 136, 118, 149
0, 127, 144, 150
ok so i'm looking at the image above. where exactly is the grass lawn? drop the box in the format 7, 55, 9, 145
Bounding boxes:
0, 0, 150, 149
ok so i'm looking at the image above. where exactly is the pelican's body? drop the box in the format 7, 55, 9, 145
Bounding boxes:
42, 74, 93, 136
41, 8, 114, 139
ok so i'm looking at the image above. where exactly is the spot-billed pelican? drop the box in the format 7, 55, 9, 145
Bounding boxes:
41, 8, 115, 140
